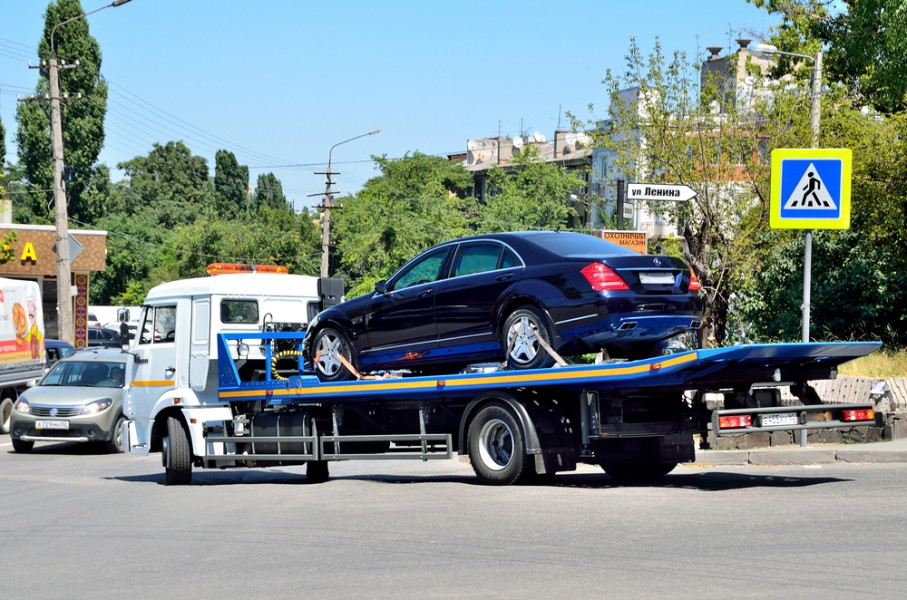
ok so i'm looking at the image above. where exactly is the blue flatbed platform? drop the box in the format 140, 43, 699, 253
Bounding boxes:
216, 333, 881, 406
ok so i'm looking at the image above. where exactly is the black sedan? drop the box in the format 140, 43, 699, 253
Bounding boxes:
304, 231, 704, 381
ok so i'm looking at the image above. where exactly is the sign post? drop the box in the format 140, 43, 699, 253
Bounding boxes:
770, 148, 852, 342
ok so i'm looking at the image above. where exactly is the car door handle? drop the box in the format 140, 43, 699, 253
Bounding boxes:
418, 289, 433, 298
496, 273, 514, 281
164, 367, 176, 377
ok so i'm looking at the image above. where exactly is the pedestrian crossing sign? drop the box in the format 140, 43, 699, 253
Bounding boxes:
770, 148, 852, 229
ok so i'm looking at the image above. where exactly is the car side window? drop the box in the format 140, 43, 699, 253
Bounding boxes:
501, 248, 520, 269
451, 243, 503, 278
393, 248, 450, 290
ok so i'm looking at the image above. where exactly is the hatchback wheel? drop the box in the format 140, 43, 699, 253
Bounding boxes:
502, 307, 555, 370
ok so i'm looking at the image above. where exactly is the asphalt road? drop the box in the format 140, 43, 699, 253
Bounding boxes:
2, 439, 906, 599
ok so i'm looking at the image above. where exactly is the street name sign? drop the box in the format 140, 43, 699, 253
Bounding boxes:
770, 148, 852, 229
627, 183, 696, 201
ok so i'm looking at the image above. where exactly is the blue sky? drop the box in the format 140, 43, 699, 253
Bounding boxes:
1, 0, 778, 211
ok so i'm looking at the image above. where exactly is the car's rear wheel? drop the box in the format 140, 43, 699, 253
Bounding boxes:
311, 327, 356, 382
11, 438, 34, 453
502, 306, 555, 370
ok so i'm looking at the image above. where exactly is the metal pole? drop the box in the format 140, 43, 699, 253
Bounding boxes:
616, 178, 625, 230
800, 50, 822, 448
318, 129, 381, 278
801, 50, 822, 345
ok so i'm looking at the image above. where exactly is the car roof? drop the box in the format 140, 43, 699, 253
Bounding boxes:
45, 339, 74, 350
65, 347, 127, 362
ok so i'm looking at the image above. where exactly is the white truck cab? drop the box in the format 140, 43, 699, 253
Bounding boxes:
123, 267, 327, 457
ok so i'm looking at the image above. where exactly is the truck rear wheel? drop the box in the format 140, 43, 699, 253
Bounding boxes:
306, 460, 330, 483
0, 396, 14, 434
163, 416, 192, 485
467, 403, 532, 485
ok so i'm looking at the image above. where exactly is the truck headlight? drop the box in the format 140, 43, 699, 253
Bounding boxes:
81, 398, 113, 415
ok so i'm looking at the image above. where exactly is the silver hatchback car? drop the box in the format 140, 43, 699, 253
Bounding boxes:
10, 348, 127, 453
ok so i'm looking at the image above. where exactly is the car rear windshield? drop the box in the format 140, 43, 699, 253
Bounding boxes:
530, 233, 637, 257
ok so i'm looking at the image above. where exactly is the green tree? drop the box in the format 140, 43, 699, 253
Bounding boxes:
333, 152, 475, 296
751, 0, 907, 113
254, 172, 290, 212
117, 141, 214, 229
214, 149, 249, 216
16, 0, 110, 223
593, 38, 814, 346
477, 145, 585, 233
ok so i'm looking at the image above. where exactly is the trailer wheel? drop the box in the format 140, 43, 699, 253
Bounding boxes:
0, 396, 14, 434
502, 307, 555, 370
306, 460, 330, 483
599, 459, 677, 481
11, 437, 33, 453
163, 416, 192, 485
467, 403, 532, 485
311, 327, 356, 382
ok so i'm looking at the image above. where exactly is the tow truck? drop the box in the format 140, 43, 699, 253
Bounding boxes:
122, 265, 880, 485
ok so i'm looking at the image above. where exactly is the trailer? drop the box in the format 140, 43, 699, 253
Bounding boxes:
124, 325, 880, 485
0, 277, 47, 434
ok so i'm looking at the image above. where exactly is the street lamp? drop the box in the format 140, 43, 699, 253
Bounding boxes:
319, 128, 382, 278
753, 43, 823, 343
48, 0, 132, 344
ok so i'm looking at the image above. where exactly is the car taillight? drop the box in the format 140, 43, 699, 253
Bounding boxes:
689, 269, 701, 292
581, 263, 630, 291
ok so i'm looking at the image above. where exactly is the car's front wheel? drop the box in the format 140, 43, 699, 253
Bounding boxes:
11, 438, 34, 453
502, 306, 556, 370
311, 327, 356, 382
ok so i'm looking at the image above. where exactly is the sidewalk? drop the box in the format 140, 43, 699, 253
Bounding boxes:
692, 438, 907, 466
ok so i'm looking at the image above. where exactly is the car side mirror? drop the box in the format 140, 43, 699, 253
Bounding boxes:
374, 280, 387, 294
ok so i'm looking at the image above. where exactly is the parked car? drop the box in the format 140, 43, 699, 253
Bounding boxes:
9, 348, 127, 453
303, 231, 704, 381
87, 325, 122, 348
43, 339, 75, 370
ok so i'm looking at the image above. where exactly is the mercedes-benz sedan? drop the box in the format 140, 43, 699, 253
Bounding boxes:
304, 231, 703, 381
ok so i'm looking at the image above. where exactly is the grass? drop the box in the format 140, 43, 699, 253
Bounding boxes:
838, 349, 907, 378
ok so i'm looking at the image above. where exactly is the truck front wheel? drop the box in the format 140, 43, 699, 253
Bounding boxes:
467, 403, 532, 485
163, 416, 192, 485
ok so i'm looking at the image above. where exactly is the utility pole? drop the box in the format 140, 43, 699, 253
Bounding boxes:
312, 129, 382, 278
36, 0, 133, 343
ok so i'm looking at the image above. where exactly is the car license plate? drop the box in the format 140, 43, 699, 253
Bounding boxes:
640, 272, 675, 285
35, 419, 69, 430
761, 412, 798, 427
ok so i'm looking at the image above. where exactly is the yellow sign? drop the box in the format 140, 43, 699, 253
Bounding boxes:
770, 148, 852, 229
602, 230, 647, 254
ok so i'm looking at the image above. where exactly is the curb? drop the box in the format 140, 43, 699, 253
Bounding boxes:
693, 442, 907, 466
